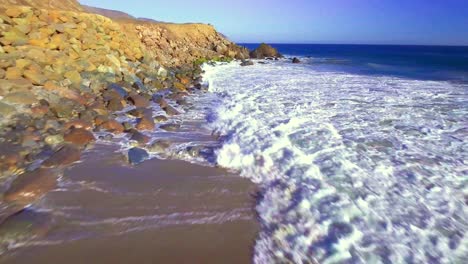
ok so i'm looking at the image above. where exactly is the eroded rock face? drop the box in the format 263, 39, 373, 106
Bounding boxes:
250, 43, 282, 59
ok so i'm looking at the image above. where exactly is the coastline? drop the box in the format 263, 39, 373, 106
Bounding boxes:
0, 2, 262, 262
0, 144, 259, 263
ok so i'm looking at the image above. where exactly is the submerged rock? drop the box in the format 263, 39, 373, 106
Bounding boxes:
0, 208, 52, 250
159, 123, 181, 132
42, 145, 81, 167
240, 60, 254, 66
3, 168, 59, 206
292, 57, 301, 63
127, 147, 149, 165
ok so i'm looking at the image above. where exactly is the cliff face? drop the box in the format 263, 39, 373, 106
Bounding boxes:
0, 0, 248, 67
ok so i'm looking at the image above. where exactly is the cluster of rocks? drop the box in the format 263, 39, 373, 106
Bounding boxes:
0, 3, 245, 228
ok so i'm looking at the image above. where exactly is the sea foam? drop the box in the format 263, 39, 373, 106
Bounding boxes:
202, 60, 468, 263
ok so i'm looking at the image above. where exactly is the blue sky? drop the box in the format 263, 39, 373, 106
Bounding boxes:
79, 0, 468, 46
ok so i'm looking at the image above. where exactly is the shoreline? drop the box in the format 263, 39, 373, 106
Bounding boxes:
0, 143, 259, 263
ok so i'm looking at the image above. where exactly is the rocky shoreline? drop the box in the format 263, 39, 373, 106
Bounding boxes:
0, 0, 284, 254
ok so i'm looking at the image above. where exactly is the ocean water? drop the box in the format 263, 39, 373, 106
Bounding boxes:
201, 44, 468, 263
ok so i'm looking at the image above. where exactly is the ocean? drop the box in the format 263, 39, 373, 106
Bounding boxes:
200, 44, 468, 263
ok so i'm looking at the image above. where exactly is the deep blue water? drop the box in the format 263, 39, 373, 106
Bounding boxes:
240, 44, 468, 82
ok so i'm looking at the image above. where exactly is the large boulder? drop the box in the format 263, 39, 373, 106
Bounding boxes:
250, 43, 282, 59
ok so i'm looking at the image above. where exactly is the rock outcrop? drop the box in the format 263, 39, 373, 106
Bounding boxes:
250, 43, 282, 59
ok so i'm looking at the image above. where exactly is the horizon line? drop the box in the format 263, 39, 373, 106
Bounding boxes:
237, 42, 468, 48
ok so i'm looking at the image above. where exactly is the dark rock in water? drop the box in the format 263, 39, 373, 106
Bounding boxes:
127, 147, 149, 165
0, 208, 51, 248
159, 123, 181, 132
163, 105, 180, 116
3, 168, 59, 206
292, 57, 301, 63
250, 43, 282, 59
240, 60, 254, 66
107, 83, 128, 98
42, 145, 81, 167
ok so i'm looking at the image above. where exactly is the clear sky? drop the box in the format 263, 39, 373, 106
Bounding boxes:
79, 0, 468, 46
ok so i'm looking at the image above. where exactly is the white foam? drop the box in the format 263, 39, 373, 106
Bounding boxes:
202, 61, 468, 263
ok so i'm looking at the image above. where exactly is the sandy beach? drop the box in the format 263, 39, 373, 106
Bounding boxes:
0, 144, 258, 264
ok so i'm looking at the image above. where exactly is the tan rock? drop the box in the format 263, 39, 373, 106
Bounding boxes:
2, 92, 37, 105
64, 70, 82, 86
5, 67, 22, 80
5, 7, 32, 18
24, 69, 47, 85
173, 81, 187, 91
15, 59, 32, 70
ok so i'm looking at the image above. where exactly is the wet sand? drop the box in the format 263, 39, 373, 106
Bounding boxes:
0, 144, 258, 264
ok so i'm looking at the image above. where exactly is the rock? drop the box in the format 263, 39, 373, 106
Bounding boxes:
107, 98, 124, 111
64, 128, 95, 146
0, 79, 32, 91
163, 105, 181, 116
136, 115, 155, 131
126, 107, 150, 118
3, 168, 59, 206
42, 145, 81, 168
250, 43, 282, 59
148, 140, 171, 153
154, 115, 168, 122
127, 147, 149, 165
106, 83, 128, 98
100, 120, 125, 134
127, 92, 150, 108
153, 95, 169, 108
0, 101, 16, 117
292, 57, 301, 63
160, 123, 181, 132
129, 130, 151, 146
24, 69, 47, 85
64, 70, 82, 86
241, 60, 254, 66
2, 92, 37, 105
5, 67, 22, 80
44, 134, 64, 147
173, 82, 186, 91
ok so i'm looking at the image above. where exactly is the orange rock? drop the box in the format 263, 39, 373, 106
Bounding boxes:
64, 128, 95, 146
136, 115, 155, 131
5, 67, 22, 80
100, 120, 125, 134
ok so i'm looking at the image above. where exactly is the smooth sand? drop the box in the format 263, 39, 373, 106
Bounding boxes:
1, 144, 258, 264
